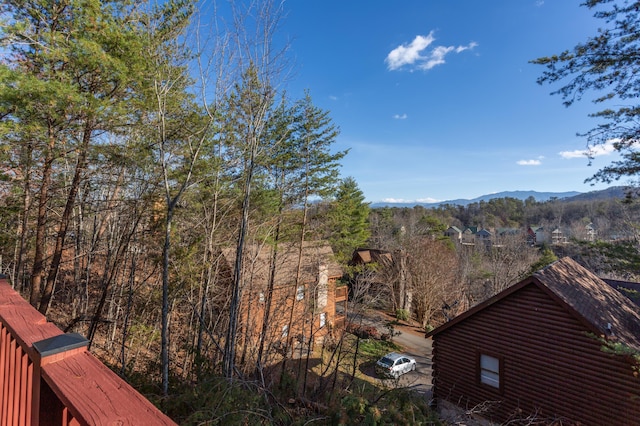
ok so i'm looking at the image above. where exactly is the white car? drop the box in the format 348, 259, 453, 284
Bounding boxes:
375, 352, 416, 379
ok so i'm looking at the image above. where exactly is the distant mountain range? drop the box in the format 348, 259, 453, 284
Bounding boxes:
370, 186, 628, 208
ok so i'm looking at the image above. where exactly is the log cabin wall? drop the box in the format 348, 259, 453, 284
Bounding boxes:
432, 283, 640, 425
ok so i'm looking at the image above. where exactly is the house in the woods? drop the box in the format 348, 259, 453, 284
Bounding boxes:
350, 248, 393, 268
444, 226, 462, 244
349, 248, 397, 309
219, 241, 345, 364
461, 227, 478, 245
551, 227, 567, 244
526, 225, 547, 246
474, 228, 492, 247
426, 257, 640, 425
525, 225, 538, 245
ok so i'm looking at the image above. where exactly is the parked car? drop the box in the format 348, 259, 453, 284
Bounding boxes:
375, 352, 416, 378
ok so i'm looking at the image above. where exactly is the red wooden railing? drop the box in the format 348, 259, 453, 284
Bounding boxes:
0, 277, 175, 426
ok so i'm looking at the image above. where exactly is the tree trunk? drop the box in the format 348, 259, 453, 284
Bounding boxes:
223, 160, 253, 379
161, 206, 174, 395
256, 209, 283, 370
30, 126, 56, 306
39, 124, 93, 315
15, 142, 33, 291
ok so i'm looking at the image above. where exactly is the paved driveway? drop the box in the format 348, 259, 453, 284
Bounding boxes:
350, 310, 433, 398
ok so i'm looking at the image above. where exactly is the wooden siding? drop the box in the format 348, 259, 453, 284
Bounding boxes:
432, 283, 640, 425
335, 286, 348, 302
238, 277, 344, 365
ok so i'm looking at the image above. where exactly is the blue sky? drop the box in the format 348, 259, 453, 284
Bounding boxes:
278, 1, 622, 203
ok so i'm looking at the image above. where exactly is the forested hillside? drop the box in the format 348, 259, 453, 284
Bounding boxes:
0, 1, 388, 423
1, 0, 640, 424
362, 192, 640, 332
370, 192, 640, 244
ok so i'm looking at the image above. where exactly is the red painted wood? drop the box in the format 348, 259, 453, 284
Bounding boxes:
24, 360, 32, 426
42, 352, 175, 425
0, 326, 6, 423
0, 278, 176, 425
11, 344, 21, 425
18, 352, 28, 426
7, 338, 15, 425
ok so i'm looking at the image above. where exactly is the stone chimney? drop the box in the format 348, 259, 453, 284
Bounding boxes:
317, 264, 328, 309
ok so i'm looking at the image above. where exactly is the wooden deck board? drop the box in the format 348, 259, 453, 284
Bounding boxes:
0, 279, 176, 425
42, 352, 175, 425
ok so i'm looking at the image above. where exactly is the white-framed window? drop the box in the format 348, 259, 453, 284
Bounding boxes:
319, 312, 327, 328
281, 325, 289, 338
296, 285, 305, 301
479, 354, 500, 389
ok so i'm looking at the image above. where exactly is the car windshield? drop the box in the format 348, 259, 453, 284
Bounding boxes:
379, 357, 394, 367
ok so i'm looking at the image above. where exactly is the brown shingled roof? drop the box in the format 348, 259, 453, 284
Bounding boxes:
221, 241, 342, 291
427, 257, 640, 352
534, 257, 640, 351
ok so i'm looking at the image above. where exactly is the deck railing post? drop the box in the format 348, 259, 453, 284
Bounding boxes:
0, 278, 176, 425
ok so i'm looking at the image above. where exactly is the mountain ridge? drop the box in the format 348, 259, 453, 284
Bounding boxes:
370, 187, 627, 208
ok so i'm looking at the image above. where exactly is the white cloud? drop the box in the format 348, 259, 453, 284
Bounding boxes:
328, 95, 338, 101
393, 113, 407, 120
416, 197, 441, 203
386, 32, 477, 71
455, 42, 478, 53
421, 45, 454, 70
559, 139, 620, 159
381, 197, 441, 204
382, 198, 411, 203
386, 33, 435, 70
517, 159, 542, 166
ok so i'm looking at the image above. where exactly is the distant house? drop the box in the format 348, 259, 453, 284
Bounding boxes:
475, 228, 492, 240
444, 226, 462, 244
219, 241, 346, 363
525, 226, 535, 245
349, 248, 400, 310
427, 257, 640, 425
551, 227, 567, 244
526, 225, 547, 246
461, 227, 478, 245
350, 248, 393, 268
525, 226, 538, 245
496, 228, 519, 237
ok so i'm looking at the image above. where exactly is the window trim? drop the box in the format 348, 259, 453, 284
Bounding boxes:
476, 351, 503, 393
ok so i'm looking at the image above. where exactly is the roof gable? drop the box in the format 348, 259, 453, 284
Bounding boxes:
428, 257, 640, 351
351, 248, 393, 266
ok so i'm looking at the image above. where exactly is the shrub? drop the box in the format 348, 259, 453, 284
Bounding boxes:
395, 309, 410, 322
346, 323, 381, 340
